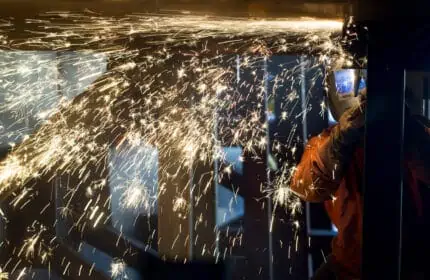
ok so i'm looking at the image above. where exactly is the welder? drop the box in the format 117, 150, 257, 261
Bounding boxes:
290, 69, 430, 279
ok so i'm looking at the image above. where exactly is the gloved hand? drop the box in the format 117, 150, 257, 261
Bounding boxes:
321, 101, 366, 181
337, 100, 366, 143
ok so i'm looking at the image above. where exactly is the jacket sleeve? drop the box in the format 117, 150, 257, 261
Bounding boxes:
290, 129, 343, 202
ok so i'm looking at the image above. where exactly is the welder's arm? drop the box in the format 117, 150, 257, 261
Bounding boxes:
290, 131, 348, 202
290, 131, 341, 202
290, 103, 365, 202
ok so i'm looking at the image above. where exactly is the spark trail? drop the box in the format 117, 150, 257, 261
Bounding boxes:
0, 12, 346, 277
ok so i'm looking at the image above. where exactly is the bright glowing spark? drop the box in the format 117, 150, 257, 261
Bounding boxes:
173, 197, 187, 212
0, 268, 8, 280
0, 12, 345, 271
110, 259, 128, 280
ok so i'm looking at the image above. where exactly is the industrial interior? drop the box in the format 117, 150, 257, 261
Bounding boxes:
0, 0, 429, 279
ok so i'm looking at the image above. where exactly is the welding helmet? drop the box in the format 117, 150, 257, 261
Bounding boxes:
326, 69, 367, 122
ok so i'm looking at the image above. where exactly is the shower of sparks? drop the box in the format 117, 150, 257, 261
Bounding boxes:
16, 222, 52, 266
119, 182, 151, 212
319, 100, 327, 118
16, 268, 26, 280
0, 11, 347, 275
0, 268, 7, 280
110, 259, 128, 280
173, 196, 188, 215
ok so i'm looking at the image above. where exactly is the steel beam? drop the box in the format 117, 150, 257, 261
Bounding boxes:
362, 22, 405, 280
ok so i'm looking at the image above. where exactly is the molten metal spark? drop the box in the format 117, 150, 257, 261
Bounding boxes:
0, 12, 345, 274
0, 268, 8, 280
110, 259, 128, 280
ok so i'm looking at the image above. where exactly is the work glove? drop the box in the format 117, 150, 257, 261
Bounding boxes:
321, 100, 366, 182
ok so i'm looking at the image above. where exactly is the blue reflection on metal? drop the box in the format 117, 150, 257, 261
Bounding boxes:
216, 147, 245, 227
216, 184, 245, 227
328, 107, 337, 126
359, 77, 366, 90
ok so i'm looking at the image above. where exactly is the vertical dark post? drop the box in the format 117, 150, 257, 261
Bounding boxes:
362, 22, 405, 280
239, 57, 272, 280
242, 157, 271, 280
423, 77, 429, 117
158, 140, 193, 261
157, 56, 193, 261
157, 53, 216, 263
191, 153, 217, 260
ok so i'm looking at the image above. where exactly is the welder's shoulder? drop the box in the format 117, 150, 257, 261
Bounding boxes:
304, 127, 334, 150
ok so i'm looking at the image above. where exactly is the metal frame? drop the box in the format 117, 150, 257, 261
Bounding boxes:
361, 21, 405, 280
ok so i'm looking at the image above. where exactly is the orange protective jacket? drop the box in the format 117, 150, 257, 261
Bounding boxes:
291, 124, 430, 279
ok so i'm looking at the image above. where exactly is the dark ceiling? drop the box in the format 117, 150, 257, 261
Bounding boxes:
0, 0, 352, 19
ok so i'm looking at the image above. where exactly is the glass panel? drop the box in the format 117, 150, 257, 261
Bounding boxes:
220, 146, 243, 175
108, 143, 158, 246
216, 184, 244, 227
0, 51, 58, 148
58, 52, 107, 100
0, 51, 107, 149
216, 147, 244, 227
